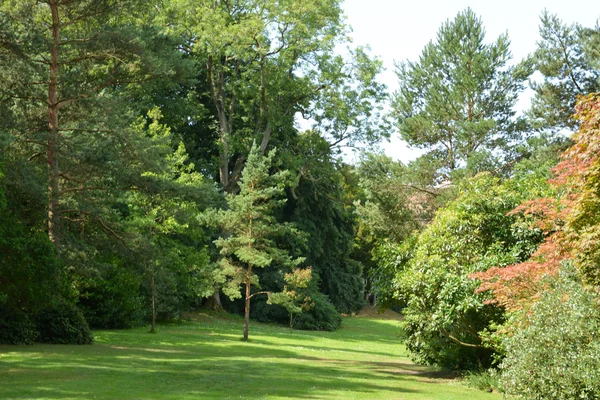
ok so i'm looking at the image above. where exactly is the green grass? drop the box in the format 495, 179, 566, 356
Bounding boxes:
0, 312, 499, 399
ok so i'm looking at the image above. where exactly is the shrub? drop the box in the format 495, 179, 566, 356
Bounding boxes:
500, 265, 600, 399
463, 369, 500, 392
0, 306, 38, 345
292, 291, 342, 331
78, 266, 144, 329
36, 302, 94, 344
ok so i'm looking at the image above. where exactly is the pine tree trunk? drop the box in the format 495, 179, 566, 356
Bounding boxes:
243, 269, 252, 341
47, 0, 61, 258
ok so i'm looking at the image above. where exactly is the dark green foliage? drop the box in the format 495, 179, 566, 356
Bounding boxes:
248, 269, 343, 331
78, 266, 144, 329
0, 216, 62, 313
36, 302, 94, 345
288, 168, 365, 314
250, 300, 290, 324
500, 266, 600, 399
0, 306, 38, 345
318, 259, 364, 315
0, 166, 63, 334
292, 291, 342, 331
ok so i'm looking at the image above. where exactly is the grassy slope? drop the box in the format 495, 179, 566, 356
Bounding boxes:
0, 311, 497, 399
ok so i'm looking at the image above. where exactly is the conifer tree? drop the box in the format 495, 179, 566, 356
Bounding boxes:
393, 8, 531, 179
210, 144, 303, 340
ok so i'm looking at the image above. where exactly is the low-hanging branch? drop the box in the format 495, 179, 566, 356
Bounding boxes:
248, 291, 271, 300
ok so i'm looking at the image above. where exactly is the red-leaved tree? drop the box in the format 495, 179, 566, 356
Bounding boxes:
473, 93, 600, 311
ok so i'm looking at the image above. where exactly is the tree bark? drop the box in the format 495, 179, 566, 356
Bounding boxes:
243, 265, 252, 341
47, 0, 61, 257
204, 282, 224, 311
151, 275, 156, 333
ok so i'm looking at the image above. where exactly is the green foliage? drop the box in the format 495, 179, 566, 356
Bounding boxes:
36, 302, 94, 345
393, 8, 530, 179
529, 12, 600, 130
78, 266, 144, 329
292, 291, 342, 331
500, 265, 600, 399
285, 144, 365, 314
397, 172, 546, 369
210, 144, 301, 297
0, 306, 38, 345
0, 166, 62, 318
268, 267, 315, 327
370, 235, 417, 310
206, 143, 303, 338
462, 369, 500, 392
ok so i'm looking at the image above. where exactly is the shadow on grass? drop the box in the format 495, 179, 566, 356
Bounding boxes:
0, 340, 421, 399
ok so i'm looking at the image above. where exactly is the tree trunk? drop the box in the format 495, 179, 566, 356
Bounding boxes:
47, 0, 61, 257
151, 275, 156, 333
243, 266, 252, 341
205, 282, 224, 311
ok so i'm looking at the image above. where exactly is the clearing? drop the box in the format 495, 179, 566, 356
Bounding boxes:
0, 309, 497, 399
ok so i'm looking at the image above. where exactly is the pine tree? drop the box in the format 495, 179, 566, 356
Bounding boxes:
393, 8, 531, 179
210, 144, 303, 340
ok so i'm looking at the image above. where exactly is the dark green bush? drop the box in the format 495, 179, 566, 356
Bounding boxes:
251, 298, 290, 323
0, 306, 38, 345
500, 266, 600, 399
36, 302, 94, 344
78, 266, 144, 329
293, 291, 342, 331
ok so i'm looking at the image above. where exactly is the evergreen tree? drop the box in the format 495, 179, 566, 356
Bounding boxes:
528, 12, 600, 131
209, 144, 303, 340
393, 8, 531, 180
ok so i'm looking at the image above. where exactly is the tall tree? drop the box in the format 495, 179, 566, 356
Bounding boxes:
208, 144, 303, 340
392, 8, 531, 180
0, 0, 189, 256
165, 0, 388, 192
528, 12, 600, 131
475, 93, 600, 311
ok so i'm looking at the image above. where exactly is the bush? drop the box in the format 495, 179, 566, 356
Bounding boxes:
36, 302, 94, 344
463, 369, 500, 392
0, 306, 38, 345
500, 265, 600, 399
293, 291, 342, 331
396, 173, 544, 369
78, 266, 144, 329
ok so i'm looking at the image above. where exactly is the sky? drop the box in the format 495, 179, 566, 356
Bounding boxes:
341, 0, 600, 163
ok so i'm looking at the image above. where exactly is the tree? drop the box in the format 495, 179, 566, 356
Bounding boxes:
0, 1, 200, 277
283, 133, 365, 314
396, 172, 547, 369
475, 93, 600, 311
392, 8, 531, 180
528, 12, 600, 131
208, 144, 303, 340
166, 0, 388, 192
499, 265, 600, 399
0, 1, 223, 333
352, 153, 440, 306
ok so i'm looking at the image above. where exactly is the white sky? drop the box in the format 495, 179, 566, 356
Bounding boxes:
342, 0, 600, 163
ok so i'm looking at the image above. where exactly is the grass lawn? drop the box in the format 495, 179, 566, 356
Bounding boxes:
0, 309, 498, 399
